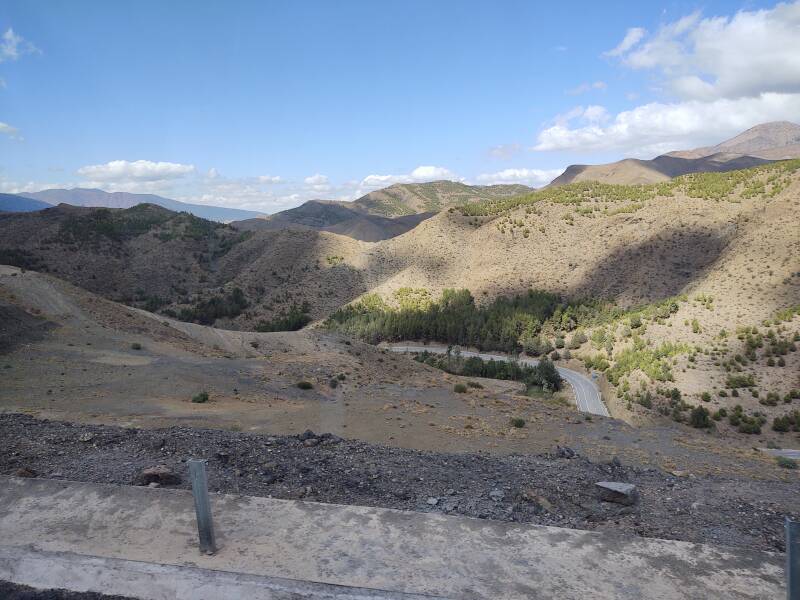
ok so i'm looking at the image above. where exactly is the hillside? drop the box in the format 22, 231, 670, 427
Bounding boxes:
351, 181, 532, 216
1, 161, 799, 445
21, 188, 265, 222
233, 200, 433, 242
552, 121, 800, 186
0, 193, 50, 212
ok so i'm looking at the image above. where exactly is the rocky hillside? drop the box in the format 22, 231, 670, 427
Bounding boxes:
552, 121, 800, 186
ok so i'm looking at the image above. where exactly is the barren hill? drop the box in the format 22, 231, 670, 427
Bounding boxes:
552, 121, 800, 186
233, 200, 434, 242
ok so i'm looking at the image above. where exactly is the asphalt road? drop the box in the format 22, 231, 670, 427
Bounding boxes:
387, 344, 610, 417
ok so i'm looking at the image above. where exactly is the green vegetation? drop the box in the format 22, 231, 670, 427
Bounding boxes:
457, 159, 800, 217
689, 405, 711, 429
772, 411, 800, 433
605, 338, 687, 385
296, 381, 313, 390
776, 456, 798, 470
255, 302, 311, 332
325, 287, 683, 355
56, 205, 174, 243
191, 391, 209, 404
178, 287, 248, 325
0, 248, 46, 271
130, 342, 142, 351
413, 350, 563, 392
510, 417, 526, 428
453, 383, 468, 393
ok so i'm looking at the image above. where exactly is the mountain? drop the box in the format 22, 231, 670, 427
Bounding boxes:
20, 188, 264, 222
551, 121, 800, 186
350, 181, 532, 217
667, 121, 800, 160
233, 200, 433, 242
0, 193, 51, 212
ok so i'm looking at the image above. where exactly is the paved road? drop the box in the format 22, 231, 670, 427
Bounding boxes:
386, 344, 609, 417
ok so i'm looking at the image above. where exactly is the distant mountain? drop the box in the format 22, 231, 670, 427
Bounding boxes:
0, 193, 51, 212
20, 188, 264, 222
667, 121, 800, 160
233, 200, 433, 242
351, 181, 532, 217
551, 121, 800, 186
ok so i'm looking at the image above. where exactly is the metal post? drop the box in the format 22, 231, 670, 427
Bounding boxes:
188, 459, 217, 555
789, 518, 800, 600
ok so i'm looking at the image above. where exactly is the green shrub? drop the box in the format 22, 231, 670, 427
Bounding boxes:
131, 342, 142, 350
776, 456, 798, 469
689, 406, 711, 428
467, 381, 483, 388
510, 417, 526, 428
700, 392, 711, 403
296, 381, 313, 390
453, 383, 468, 393
191, 391, 209, 404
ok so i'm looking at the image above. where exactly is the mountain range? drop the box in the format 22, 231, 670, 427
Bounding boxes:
551, 121, 800, 186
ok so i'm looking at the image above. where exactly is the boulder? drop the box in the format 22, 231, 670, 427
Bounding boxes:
136, 465, 180, 486
595, 481, 639, 506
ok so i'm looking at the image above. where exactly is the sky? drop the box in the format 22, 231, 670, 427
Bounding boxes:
1, 0, 800, 213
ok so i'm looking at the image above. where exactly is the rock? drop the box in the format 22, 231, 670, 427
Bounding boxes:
148, 482, 160, 488
557, 446, 576, 459
426, 497, 439, 506
595, 481, 639, 506
489, 488, 505, 502
136, 465, 180, 486
78, 433, 94, 443
215, 451, 230, 464
14, 467, 37, 478
610, 456, 622, 468
298, 430, 317, 441
303, 438, 320, 447
519, 489, 554, 512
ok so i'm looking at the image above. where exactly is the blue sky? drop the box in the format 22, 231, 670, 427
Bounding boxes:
1, 0, 799, 212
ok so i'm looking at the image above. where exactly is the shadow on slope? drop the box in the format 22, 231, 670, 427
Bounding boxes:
569, 226, 733, 305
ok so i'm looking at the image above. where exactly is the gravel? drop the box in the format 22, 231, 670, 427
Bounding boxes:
0, 581, 135, 599
1, 414, 796, 553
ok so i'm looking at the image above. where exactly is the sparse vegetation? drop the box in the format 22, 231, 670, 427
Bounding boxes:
296, 381, 313, 390
191, 391, 209, 404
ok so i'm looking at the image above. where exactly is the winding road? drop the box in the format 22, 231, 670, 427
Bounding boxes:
386, 344, 610, 417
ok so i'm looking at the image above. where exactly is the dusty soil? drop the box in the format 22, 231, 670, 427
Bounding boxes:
2, 414, 797, 554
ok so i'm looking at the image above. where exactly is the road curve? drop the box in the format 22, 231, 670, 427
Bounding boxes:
386, 344, 610, 417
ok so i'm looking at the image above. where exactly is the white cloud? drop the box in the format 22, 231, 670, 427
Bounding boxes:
257, 175, 282, 184
567, 81, 607, 95
0, 121, 19, 139
613, 3, 800, 101
488, 143, 522, 159
76, 160, 195, 182
304, 173, 328, 185
604, 27, 646, 57
0, 28, 40, 63
360, 165, 456, 189
534, 93, 800, 156
537, 3, 800, 155
476, 168, 563, 187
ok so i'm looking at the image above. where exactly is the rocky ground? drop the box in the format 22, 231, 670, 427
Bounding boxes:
2, 414, 797, 553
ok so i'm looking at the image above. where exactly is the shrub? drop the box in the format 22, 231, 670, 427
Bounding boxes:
776, 456, 798, 469
510, 417, 526, 428
700, 392, 711, 403
726, 373, 755, 389
453, 383, 468, 393
689, 406, 711, 428
131, 342, 142, 350
191, 391, 209, 404
328, 378, 339, 389
296, 381, 313, 390
467, 381, 483, 388
550, 350, 561, 361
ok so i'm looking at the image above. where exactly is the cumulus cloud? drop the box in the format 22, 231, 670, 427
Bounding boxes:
258, 175, 282, 184
567, 81, 607, 95
617, 4, 800, 101
534, 93, 800, 156
1, 28, 40, 63
76, 160, 195, 182
360, 165, 456, 188
536, 2, 800, 155
603, 27, 646, 57
476, 168, 563, 187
